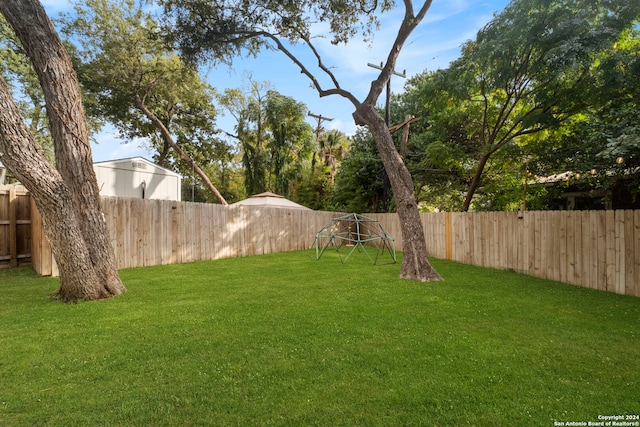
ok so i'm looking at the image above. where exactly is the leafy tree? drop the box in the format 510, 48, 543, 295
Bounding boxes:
590, 28, 640, 170
330, 128, 386, 213
0, 0, 125, 301
295, 166, 333, 210
393, 69, 477, 210
427, 0, 640, 211
318, 129, 349, 184
264, 90, 315, 196
219, 82, 314, 198
522, 27, 640, 205
219, 82, 269, 196
62, 0, 229, 204
160, 0, 443, 282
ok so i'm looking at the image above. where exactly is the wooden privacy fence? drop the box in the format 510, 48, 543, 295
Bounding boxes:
31, 197, 339, 277
0, 186, 32, 269
369, 210, 639, 297
16, 195, 640, 297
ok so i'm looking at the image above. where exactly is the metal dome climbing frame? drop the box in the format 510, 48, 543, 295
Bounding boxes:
313, 213, 396, 264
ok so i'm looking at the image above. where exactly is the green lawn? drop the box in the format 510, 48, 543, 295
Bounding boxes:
1, 251, 639, 426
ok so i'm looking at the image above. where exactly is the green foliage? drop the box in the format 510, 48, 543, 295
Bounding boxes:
264, 90, 315, 196
2, 254, 640, 425
524, 27, 640, 203
591, 29, 640, 168
219, 82, 314, 198
61, 0, 235, 197
294, 165, 333, 210
159, 0, 395, 65
291, 129, 350, 210
316, 129, 349, 182
392, 0, 640, 211
330, 128, 387, 212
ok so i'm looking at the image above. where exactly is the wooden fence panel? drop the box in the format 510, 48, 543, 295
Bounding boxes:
0, 190, 11, 266
0, 186, 31, 269
634, 210, 640, 297
624, 210, 635, 296
12, 194, 640, 298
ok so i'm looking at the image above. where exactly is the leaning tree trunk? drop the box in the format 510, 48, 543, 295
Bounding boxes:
0, 77, 116, 301
135, 94, 229, 205
0, 0, 125, 301
354, 104, 442, 282
462, 152, 491, 212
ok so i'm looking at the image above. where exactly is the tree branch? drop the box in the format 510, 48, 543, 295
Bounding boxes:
249, 30, 361, 107
134, 93, 228, 204
363, 0, 433, 108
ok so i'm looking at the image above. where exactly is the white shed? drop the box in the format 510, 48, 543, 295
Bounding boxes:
93, 157, 182, 201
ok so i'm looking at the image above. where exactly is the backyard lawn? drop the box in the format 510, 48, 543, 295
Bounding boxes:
1, 251, 639, 426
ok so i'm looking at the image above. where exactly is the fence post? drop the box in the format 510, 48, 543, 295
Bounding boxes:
445, 211, 453, 260
8, 188, 17, 267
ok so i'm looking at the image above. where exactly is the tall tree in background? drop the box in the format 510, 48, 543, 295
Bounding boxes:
63, 0, 229, 204
445, 0, 640, 211
0, 0, 125, 301
264, 91, 314, 196
318, 129, 349, 185
397, 67, 536, 212
219, 82, 271, 196
390, 1, 640, 212
588, 27, 640, 169
220, 83, 314, 198
161, 0, 443, 282
331, 128, 386, 213
525, 26, 640, 204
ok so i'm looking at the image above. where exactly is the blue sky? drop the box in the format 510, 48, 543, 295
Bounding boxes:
41, 0, 511, 162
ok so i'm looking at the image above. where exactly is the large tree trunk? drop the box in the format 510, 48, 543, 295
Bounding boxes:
0, 0, 125, 301
462, 152, 491, 212
354, 104, 442, 282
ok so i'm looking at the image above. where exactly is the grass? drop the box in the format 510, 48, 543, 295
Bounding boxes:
1, 250, 639, 426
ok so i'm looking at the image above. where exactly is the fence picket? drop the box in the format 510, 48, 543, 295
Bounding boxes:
1, 188, 637, 297
625, 210, 635, 296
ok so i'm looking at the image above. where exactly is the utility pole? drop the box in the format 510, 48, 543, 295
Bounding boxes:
308, 112, 334, 174
308, 112, 333, 140
367, 62, 406, 126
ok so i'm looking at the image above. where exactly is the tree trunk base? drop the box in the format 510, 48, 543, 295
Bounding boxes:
47, 276, 126, 303
400, 256, 443, 282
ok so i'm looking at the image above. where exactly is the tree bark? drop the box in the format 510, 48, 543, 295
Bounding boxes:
354, 104, 442, 282
462, 152, 491, 212
350, 1, 440, 282
0, 0, 125, 301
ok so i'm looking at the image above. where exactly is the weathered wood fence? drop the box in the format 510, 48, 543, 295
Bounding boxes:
370, 210, 639, 297
2, 189, 638, 297
30, 197, 340, 277
0, 186, 32, 269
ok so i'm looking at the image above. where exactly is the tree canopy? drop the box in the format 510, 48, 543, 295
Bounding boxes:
393, 0, 640, 211
62, 0, 231, 203
219, 81, 315, 197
